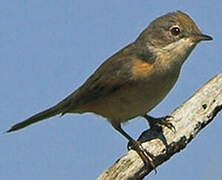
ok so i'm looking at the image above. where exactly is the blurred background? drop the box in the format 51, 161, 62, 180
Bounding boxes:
0, 1, 221, 180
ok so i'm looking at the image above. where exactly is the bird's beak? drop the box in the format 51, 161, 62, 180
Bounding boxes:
192, 33, 213, 42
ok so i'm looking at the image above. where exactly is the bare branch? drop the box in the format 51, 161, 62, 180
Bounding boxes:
97, 72, 222, 180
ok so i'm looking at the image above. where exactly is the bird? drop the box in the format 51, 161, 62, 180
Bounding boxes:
7, 11, 212, 169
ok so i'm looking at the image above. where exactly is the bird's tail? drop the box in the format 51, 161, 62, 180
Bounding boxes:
6, 97, 72, 133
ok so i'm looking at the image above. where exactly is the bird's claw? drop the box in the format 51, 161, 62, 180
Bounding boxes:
128, 139, 157, 174
158, 115, 176, 133
144, 115, 176, 133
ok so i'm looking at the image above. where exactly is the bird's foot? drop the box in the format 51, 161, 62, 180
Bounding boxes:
128, 139, 157, 173
144, 115, 176, 133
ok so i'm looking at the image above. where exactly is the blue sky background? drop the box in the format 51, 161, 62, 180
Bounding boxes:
1, 1, 221, 180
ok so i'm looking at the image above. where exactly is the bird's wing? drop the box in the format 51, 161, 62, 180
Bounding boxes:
68, 45, 156, 110
72, 55, 134, 107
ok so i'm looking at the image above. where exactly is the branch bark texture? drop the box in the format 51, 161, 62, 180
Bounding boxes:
97, 72, 222, 180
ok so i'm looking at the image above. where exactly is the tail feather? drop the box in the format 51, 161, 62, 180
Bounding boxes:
7, 97, 72, 133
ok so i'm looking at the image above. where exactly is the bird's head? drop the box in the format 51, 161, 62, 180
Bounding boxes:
136, 11, 212, 65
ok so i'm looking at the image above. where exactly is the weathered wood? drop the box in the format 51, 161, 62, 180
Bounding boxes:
97, 72, 222, 180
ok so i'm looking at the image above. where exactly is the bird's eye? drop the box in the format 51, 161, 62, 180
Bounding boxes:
170, 26, 181, 36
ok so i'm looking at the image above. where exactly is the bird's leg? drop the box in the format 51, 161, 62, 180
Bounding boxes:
143, 114, 175, 132
112, 123, 157, 172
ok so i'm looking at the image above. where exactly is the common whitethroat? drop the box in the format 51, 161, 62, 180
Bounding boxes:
7, 11, 212, 169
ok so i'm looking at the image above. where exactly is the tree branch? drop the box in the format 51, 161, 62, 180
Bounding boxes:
97, 72, 222, 180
